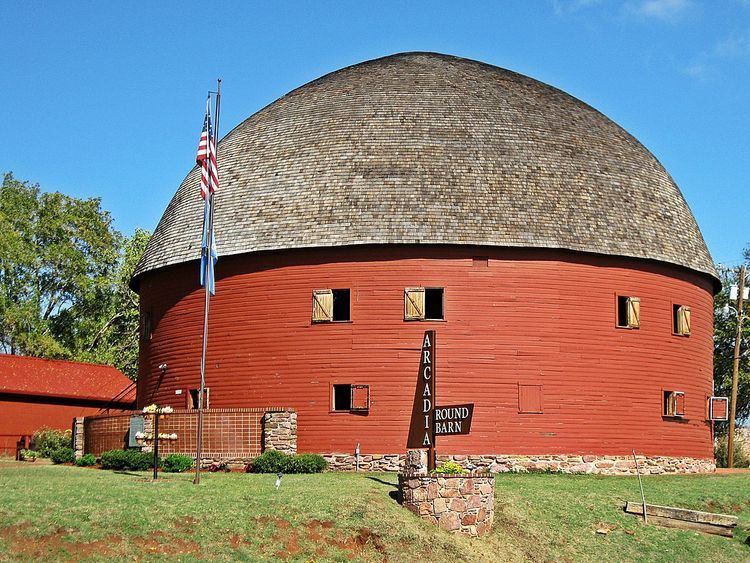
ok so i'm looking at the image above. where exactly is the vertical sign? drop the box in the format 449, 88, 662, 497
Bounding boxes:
407, 331, 436, 466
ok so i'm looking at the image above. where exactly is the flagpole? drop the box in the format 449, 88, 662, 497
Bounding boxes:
194, 80, 221, 485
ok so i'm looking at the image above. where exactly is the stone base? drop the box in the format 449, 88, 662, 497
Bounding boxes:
399, 473, 494, 536
324, 452, 715, 475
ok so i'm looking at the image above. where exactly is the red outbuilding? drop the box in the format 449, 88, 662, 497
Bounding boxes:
130, 53, 722, 473
0, 355, 135, 456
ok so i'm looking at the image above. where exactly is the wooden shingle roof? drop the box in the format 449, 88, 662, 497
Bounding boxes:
133, 52, 716, 286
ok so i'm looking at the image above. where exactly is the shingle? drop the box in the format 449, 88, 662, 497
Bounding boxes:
132, 52, 717, 286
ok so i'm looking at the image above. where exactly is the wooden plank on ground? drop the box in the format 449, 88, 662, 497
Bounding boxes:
624, 502, 738, 537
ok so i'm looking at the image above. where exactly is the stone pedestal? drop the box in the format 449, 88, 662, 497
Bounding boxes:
406, 449, 428, 474
398, 472, 495, 537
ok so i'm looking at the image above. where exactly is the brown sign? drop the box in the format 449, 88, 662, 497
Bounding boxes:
407, 331, 436, 449
434, 404, 474, 435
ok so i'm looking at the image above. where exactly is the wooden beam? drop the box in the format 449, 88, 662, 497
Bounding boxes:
624, 502, 738, 537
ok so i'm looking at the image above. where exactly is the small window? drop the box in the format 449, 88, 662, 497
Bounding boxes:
472, 256, 489, 268
404, 287, 444, 321
188, 388, 210, 409
616, 296, 640, 328
140, 311, 152, 341
312, 289, 350, 322
663, 390, 685, 417
673, 304, 691, 336
518, 384, 543, 414
332, 384, 370, 412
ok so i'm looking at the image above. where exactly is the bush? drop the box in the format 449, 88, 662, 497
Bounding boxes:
431, 461, 467, 475
19, 449, 37, 461
32, 427, 72, 458
249, 450, 327, 474
162, 454, 194, 473
50, 447, 75, 464
75, 453, 96, 467
100, 449, 157, 471
714, 434, 750, 468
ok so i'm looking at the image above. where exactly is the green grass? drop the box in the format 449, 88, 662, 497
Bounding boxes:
0, 461, 748, 562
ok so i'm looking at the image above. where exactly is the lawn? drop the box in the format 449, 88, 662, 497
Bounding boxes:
0, 461, 748, 562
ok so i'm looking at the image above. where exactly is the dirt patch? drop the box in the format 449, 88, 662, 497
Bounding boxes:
132, 530, 200, 556
255, 515, 291, 529
0, 523, 122, 560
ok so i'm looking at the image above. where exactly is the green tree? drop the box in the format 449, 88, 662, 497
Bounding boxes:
0, 172, 149, 380
713, 251, 750, 431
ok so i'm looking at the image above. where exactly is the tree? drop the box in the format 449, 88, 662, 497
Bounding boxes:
0, 172, 149, 380
713, 250, 750, 431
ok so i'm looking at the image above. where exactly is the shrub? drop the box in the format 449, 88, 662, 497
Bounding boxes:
32, 428, 72, 458
162, 454, 194, 473
19, 449, 37, 461
714, 434, 750, 468
75, 453, 96, 467
287, 453, 327, 474
431, 461, 467, 475
50, 447, 75, 464
100, 449, 157, 471
250, 450, 326, 474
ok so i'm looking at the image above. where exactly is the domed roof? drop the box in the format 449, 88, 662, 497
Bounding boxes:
133, 52, 716, 284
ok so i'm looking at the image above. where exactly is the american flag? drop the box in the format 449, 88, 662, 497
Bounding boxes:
196, 98, 219, 199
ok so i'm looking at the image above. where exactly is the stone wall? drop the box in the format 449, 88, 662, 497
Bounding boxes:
323, 452, 715, 474
72, 417, 85, 460
263, 411, 297, 455
440, 454, 716, 475
399, 473, 495, 536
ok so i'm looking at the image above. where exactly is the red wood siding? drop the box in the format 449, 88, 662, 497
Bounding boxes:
0, 399, 101, 455
136, 246, 715, 459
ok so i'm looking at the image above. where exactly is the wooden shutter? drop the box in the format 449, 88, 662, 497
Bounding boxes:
678, 306, 691, 336
518, 384, 543, 414
626, 297, 640, 328
312, 289, 333, 322
351, 385, 370, 411
709, 397, 729, 421
674, 392, 685, 416
404, 287, 425, 320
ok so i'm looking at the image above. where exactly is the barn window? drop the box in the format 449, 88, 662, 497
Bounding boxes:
332, 384, 370, 412
616, 296, 640, 328
673, 304, 691, 336
404, 287, 444, 320
663, 390, 685, 418
312, 289, 350, 322
140, 311, 152, 341
518, 384, 543, 414
188, 388, 210, 409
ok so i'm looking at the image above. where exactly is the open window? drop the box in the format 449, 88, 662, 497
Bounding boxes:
332, 384, 370, 412
673, 304, 691, 336
404, 287, 444, 320
616, 296, 640, 328
312, 289, 350, 322
188, 388, 210, 409
663, 390, 685, 418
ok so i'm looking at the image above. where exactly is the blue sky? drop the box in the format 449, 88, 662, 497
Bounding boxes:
3, 1, 748, 265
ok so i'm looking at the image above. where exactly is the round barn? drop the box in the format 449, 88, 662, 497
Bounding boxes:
131, 53, 719, 474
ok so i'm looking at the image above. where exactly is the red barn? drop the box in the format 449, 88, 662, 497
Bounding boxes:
0, 355, 135, 456
131, 53, 720, 473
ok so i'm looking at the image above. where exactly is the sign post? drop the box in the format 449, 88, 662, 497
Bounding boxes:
407, 331, 436, 468
407, 331, 474, 470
